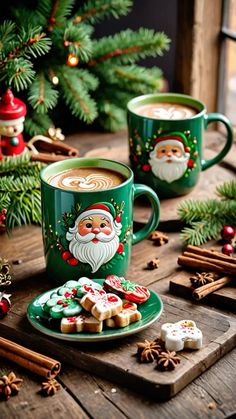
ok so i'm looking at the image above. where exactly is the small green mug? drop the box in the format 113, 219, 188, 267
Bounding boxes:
127, 93, 233, 198
40, 158, 160, 285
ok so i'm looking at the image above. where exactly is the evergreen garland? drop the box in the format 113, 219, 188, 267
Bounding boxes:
1, 0, 170, 135
0, 154, 44, 230
178, 180, 236, 245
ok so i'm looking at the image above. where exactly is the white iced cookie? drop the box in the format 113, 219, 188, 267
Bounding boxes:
161, 320, 202, 352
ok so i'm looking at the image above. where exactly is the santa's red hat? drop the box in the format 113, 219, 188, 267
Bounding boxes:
153, 132, 189, 152
0, 89, 26, 125
77, 202, 120, 223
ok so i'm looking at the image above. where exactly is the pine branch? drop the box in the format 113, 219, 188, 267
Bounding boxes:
0, 175, 40, 192
97, 100, 126, 132
57, 65, 98, 122
0, 153, 32, 175
64, 22, 93, 62
89, 28, 170, 66
178, 182, 236, 245
24, 113, 53, 136
73, 0, 132, 24
216, 180, 236, 200
28, 73, 59, 113
95, 64, 163, 93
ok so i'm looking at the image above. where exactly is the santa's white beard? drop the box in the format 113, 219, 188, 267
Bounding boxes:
68, 233, 120, 273
149, 153, 189, 183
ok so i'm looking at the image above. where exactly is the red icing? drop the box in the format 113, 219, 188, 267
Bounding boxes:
57, 300, 63, 305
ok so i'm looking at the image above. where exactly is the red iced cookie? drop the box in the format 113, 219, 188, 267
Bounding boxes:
104, 275, 150, 303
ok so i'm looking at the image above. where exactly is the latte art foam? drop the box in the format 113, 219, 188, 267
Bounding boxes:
48, 167, 125, 191
135, 102, 198, 120
61, 174, 114, 191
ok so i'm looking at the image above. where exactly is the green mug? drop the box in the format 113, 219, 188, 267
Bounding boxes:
127, 93, 233, 198
40, 158, 160, 285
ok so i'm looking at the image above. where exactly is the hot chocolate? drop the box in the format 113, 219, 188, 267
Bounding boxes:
48, 167, 125, 191
135, 102, 198, 120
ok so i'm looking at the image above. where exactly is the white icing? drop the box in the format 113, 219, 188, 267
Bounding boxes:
161, 320, 202, 351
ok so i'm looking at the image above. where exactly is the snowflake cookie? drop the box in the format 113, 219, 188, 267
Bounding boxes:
161, 320, 203, 352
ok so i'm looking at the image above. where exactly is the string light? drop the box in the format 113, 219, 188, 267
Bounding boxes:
67, 53, 79, 67
52, 76, 59, 85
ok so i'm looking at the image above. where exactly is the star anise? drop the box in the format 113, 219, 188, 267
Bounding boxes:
147, 258, 160, 270
41, 378, 61, 396
156, 351, 181, 371
137, 339, 163, 363
149, 231, 169, 246
190, 271, 219, 288
0, 372, 23, 399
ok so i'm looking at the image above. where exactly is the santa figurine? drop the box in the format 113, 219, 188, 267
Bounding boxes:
0, 89, 27, 159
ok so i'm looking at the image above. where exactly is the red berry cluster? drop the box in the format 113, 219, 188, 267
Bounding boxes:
221, 225, 235, 255
0, 208, 7, 227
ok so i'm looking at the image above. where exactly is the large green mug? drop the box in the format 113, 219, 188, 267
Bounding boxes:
127, 93, 233, 198
40, 158, 160, 285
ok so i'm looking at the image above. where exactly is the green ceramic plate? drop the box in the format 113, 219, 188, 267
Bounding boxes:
27, 279, 163, 342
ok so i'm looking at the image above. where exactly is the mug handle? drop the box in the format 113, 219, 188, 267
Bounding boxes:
132, 184, 160, 245
201, 113, 233, 171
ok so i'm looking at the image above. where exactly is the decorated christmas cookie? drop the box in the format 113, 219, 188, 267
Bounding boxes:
105, 300, 142, 328
61, 313, 103, 334
80, 289, 123, 321
161, 320, 203, 352
104, 275, 150, 303
43, 287, 83, 319
56, 277, 103, 298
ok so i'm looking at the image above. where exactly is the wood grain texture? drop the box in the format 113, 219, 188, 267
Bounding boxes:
169, 271, 236, 311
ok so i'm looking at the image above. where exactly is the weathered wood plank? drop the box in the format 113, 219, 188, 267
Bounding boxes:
169, 271, 236, 312
1, 293, 235, 401
0, 360, 88, 419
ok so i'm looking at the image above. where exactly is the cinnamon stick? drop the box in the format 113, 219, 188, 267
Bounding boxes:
192, 276, 231, 300
30, 153, 75, 163
182, 251, 236, 274
0, 337, 61, 379
186, 245, 236, 265
177, 255, 236, 275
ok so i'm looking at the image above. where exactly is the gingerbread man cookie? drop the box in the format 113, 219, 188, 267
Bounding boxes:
104, 275, 150, 303
106, 300, 142, 328
80, 289, 123, 321
161, 320, 203, 352
61, 313, 103, 334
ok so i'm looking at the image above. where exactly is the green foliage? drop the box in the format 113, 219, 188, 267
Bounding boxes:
2, 0, 170, 133
178, 181, 236, 245
0, 154, 44, 230
0, 20, 51, 91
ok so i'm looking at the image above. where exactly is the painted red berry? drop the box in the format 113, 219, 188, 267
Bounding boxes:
188, 159, 194, 168
1, 209, 7, 215
116, 215, 121, 223
220, 225, 235, 242
222, 243, 234, 256
67, 257, 79, 266
61, 251, 71, 260
117, 242, 124, 254
142, 164, 151, 172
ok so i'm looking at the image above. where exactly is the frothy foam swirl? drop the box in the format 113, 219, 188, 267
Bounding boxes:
61, 174, 113, 191
152, 106, 194, 120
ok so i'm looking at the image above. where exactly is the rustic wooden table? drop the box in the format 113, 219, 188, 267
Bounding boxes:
1, 130, 236, 419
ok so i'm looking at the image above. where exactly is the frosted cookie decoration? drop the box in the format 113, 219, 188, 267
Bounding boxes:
80, 289, 123, 321
56, 277, 103, 299
43, 290, 83, 319
61, 313, 103, 334
104, 275, 150, 303
106, 300, 142, 328
161, 320, 202, 352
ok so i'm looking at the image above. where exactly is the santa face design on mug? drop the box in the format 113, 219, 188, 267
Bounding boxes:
66, 203, 123, 273
148, 134, 190, 183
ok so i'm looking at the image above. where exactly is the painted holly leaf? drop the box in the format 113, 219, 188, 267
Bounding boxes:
120, 279, 136, 292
